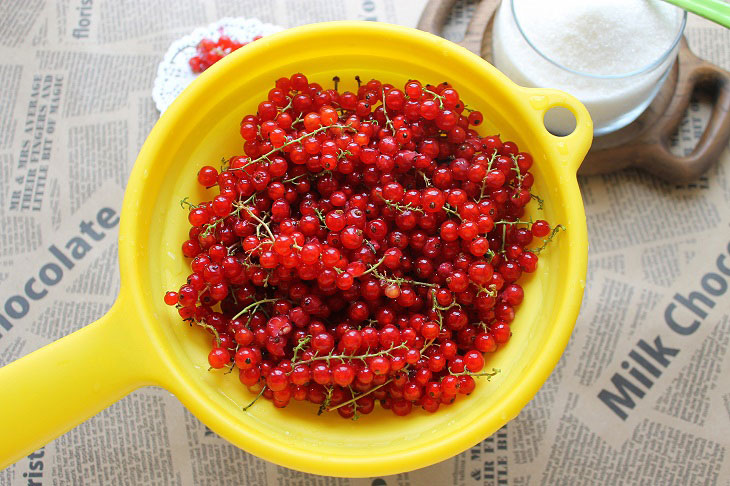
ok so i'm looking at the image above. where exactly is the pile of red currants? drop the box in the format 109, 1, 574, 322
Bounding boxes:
164, 73, 562, 419
188, 34, 262, 73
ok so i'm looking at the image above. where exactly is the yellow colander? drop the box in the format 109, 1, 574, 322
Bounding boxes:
0, 21, 591, 477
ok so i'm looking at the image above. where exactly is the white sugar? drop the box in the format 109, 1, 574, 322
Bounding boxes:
492, 0, 684, 134
514, 0, 680, 76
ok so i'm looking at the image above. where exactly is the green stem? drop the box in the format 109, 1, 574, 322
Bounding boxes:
530, 193, 544, 210
242, 385, 267, 411
381, 88, 395, 132
291, 335, 311, 363
235, 124, 355, 169
448, 367, 501, 379
430, 289, 461, 330
511, 154, 524, 190
180, 196, 200, 210
417, 170, 431, 187
327, 336, 440, 414
283, 172, 308, 184
479, 152, 500, 201
202, 203, 247, 237
244, 206, 276, 242
494, 218, 533, 227
291, 343, 408, 367
291, 112, 304, 128
360, 255, 387, 277
533, 224, 565, 254
443, 203, 462, 220
422, 87, 445, 109
318, 386, 335, 415
380, 195, 424, 214
231, 298, 277, 321
326, 378, 392, 412
313, 207, 327, 225
328, 336, 441, 413
371, 269, 438, 289
280, 96, 294, 113
476, 284, 497, 298
196, 320, 221, 346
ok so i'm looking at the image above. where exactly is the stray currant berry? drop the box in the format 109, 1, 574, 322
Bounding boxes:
189, 34, 264, 74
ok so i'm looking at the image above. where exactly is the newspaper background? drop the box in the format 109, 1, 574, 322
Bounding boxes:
0, 0, 728, 484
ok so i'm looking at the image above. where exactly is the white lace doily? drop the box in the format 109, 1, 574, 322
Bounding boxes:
152, 17, 285, 113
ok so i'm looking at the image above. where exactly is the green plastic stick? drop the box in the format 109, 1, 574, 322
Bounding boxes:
663, 0, 730, 28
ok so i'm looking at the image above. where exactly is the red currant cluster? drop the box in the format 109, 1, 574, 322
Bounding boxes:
188, 34, 262, 73
164, 73, 562, 419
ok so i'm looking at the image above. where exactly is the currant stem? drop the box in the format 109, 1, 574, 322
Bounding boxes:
494, 218, 533, 227
313, 208, 327, 227
318, 386, 335, 415
291, 343, 408, 367
422, 87, 445, 109
364, 240, 379, 255
421, 338, 437, 353
417, 170, 431, 187
291, 112, 304, 127
242, 385, 267, 411
291, 335, 311, 362
443, 203, 462, 220
530, 193, 544, 210
379, 195, 424, 214
244, 206, 276, 242
511, 154, 524, 190
348, 387, 361, 421
430, 290, 461, 330
370, 268, 438, 289
282, 173, 308, 183
448, 367, 501, 379
196, 320, 221, 346
326, 378, 392, 413
202, 203, 246, 237
479, 152, 499, 201
381, 88, 395, 132
476, 284, 497, 298
327, 338, 435, 414
238, 124, 356, 169
180, 196, 200, 210
280, 96, 294, 113
227, 241, 241, 255
533, 224, 566, 254
360, 255, 387, 276
231, 298, 277, 321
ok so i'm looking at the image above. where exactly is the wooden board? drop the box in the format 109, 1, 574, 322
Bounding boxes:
417, 0, 730, 182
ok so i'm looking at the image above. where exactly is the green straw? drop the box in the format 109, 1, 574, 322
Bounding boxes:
663, 0, 730, 29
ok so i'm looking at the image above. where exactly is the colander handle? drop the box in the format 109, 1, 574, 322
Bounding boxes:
0, 295, 156, 469
521, 88, 594, 173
